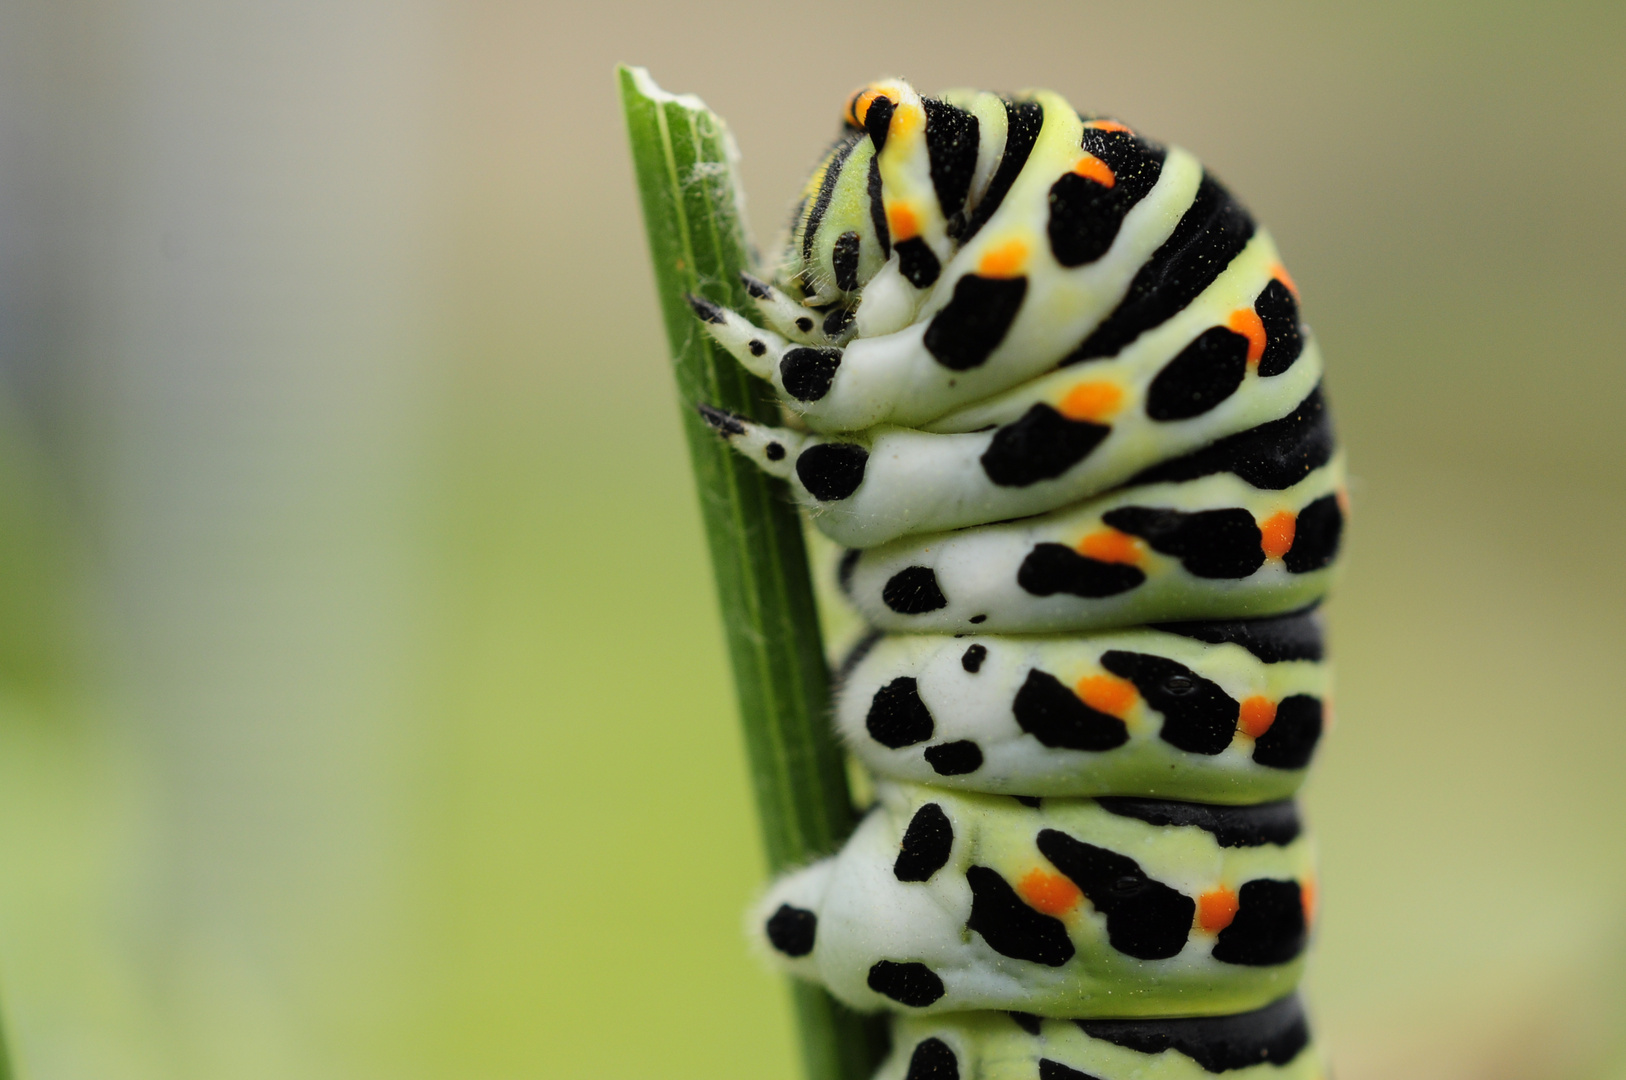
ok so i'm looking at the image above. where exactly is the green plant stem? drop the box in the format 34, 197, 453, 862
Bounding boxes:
618, 66, 883, 1080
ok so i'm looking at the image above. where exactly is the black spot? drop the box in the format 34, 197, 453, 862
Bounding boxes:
894, 803, 954, 882
822, 306, 855, 337
1283, 494, 1342, 573
837, 548, 862, 596
980, 404, 1110, 487
883, 566, 948, 614
686, 293, 726, 324
904, 1037, 960, 1080
867, 960, 944, 1007
864, 96, 895, 152
796, 443, 867, 501
781, 346, 842, 401
966, 865, 1075, 966
766, 904, 817, 957
832, 230, 862, 292
796, 316, 814, 332
1099, 650, 1238, 755
1102, 506, 1264, 579
1076, 994, 1311, 1072
1152, 606, 1324, 663
764, 441, 785, 461
1017, 543, 1146, 598
1255, 279, 1303, 377
1128, 387, 1334, 491
1009, 1012, 1043, 1036
867, 677, 935, 749
1066, 174, 1256, 363
1252, 695, 1322, 770
741, 272, 773, 300
1013, 795, 1042, 808
1013, 669, 1129, 751
748, 339, 767, 357
968, 614, 987, 624
1145, 327, 1249, 421
1046, 128, 1165, 267
1212, 880, 1306, 966
803, 134, 862, 260
896, 238, 942, 289
961, 644, 987, 673
1036, 830, 1193, 960
695, 403, 746, 436
868, 153, 890, 258
924, 740, 983, 775
923, 274, 1027, 370
1039, 1061, 1104, 1080
1095, 797, 1302, 847
961, 99, 1044, 244
922, 98, 980, 228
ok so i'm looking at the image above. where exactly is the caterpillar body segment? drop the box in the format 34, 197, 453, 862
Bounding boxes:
689, 78, 1341, 1079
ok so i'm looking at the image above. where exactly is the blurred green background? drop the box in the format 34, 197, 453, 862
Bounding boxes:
0, 1, 1622, 1077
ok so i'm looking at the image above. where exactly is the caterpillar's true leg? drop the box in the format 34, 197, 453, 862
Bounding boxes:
741, 272, 857, 346
694, 405, 805, 479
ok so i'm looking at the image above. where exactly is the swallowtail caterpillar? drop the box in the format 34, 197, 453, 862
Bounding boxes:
690, 78, 1343, 1080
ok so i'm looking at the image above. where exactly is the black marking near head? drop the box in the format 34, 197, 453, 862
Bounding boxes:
1153, 606, 1325, 663
822, 306, 855, 337
1099, 651, 1237, 755
896, 237, 943, 289
962, 99, 1045, 243
884, 566, 949, 614
766, 903, 817, 957
1036, 830, 1194, 960
741, 271, 773, 300
867, 677, 935, 749
1009, 1012, 1044, 1036
1076, 994, 1311, 1072
1095, 797, 1302, 847
922, 98, 980, 231
961, 644, 987, 673
780, 347, 842, 401
1066, 174, 1256, 363
696, 403, 747, 437
864, 96, 895, 152
832, 231, 861, 292
925, 740, 984, 775
904, 1037, 960, 1080
966, 865, 1076, 966
1255, 279, 1303, 377
686, 293, 726, 324
868, 960, 945, 1007
868, 154, 890, 258
1145, 327, 1249, 421
1013, 668, 1130, 751
803, 134, 862, 261
1018, 544, 1146, 598
796, 315, 815, 332
1283, 494, 1343, 573
796, 443, 868, 501
1129, 387, 1334, 491
895, 802, 955, 882
981, 404, 1110, 487
1102, 506, 1265, 579
1212, 880, 1307, 966
1252, 695, 1323, 769
835, 626, 882, 684
924, 274, 1028, 370
1047, 128, 1166, 267
1039, 1061, 1103, 1080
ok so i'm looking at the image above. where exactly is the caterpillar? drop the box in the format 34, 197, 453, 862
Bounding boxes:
689, 78, 1342, 1080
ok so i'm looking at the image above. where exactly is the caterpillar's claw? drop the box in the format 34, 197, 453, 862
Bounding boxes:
742, 272, 857, 346
695, 405, 805, 479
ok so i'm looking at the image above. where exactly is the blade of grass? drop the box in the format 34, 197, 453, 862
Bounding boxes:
617, 65, 884, 1080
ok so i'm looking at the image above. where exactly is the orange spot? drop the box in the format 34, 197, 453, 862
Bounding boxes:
1077, 528, 1142, 565
1336, 486, 1351, 515
1228, 308, 1267, 364
1238, 696, 1277, 739
1259, 511, 1296, 560
1072, 154, 1116, 188
978, 238, 1029, 278
1020, 868, 1082, 915
1075, 673, 1138, 718
1301, 878, 1318, 924
887, 202, 919, 242
1057, 380, 1123, 422
1271, 263, 1300, 299
1197, 887, 1240, 932
1085, 119, 1134, 135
